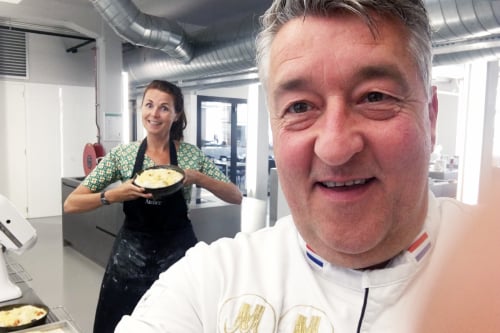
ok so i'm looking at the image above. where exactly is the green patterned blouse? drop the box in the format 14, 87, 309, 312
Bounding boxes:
82, 141, 230, 203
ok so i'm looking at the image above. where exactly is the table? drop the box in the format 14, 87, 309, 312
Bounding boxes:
214, 160, 245, 174
214, 160, 246, 189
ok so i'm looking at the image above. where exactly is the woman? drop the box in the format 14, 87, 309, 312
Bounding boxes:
64, 80, 242, 333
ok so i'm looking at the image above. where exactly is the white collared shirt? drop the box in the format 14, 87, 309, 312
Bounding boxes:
115, 193, 471, 333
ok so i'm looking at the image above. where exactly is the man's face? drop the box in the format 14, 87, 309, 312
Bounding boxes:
268, 14, 438, 268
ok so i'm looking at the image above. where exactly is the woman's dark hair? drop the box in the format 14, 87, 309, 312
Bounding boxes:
142, 80, 187, 141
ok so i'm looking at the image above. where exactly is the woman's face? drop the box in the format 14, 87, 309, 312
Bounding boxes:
141, 89, 177, 139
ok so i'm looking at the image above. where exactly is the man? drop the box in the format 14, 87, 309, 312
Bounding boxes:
115, 0, 473, 331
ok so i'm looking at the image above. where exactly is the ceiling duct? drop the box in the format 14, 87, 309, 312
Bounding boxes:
90, 0, 500, 88
89, 0, 193, 63
427, 0, 500, 44
426, 0, 500, 66
122, 15, 259, 87
434, 45, 500, 65
433, 34, 500, 65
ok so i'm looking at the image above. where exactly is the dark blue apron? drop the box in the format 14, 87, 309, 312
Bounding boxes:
93, 138, 197, 333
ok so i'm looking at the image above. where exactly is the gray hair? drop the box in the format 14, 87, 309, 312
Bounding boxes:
256, 0, 433, 97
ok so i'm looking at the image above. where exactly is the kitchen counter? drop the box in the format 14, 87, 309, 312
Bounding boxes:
61, 177, 241, 267
3, 254, 80, 331
428, 169, 458, 198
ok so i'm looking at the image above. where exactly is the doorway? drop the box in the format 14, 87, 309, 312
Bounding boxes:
196, 96, 247, 193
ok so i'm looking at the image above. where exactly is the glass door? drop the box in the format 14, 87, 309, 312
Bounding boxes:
197, 96, 247, 193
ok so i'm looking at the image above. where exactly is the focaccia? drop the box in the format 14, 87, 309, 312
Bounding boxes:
135, 168, 183, 189
0, 304, 47, 328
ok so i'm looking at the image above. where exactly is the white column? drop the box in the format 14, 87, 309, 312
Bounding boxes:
184, 92, 198, 145
245, 84, 269, 200
479, 61, 498, 202
95, 23, 123, 151
456, 60, 498, 204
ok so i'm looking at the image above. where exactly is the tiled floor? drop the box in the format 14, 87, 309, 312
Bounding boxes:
6, 216, 104, 333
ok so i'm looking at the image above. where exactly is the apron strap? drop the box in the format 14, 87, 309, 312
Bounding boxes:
133, 138, 148, 175
169, 140, 178, 166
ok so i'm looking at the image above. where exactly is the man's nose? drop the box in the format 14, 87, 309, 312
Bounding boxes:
314, 102, 364, 166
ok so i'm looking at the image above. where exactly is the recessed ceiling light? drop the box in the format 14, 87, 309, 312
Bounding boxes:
0, 0, 23, 4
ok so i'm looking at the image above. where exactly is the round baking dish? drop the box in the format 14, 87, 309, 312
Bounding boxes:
133, 165, 185, 200
0, 303, 49, 332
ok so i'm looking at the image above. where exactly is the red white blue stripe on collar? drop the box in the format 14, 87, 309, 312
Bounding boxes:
305, 231, 431, 268
305, 244, 324, 268
407, 232, 431, 262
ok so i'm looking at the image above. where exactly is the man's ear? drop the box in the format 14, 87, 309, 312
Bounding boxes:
429, 85, 439, 150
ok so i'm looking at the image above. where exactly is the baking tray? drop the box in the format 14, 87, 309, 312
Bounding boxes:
12, 320, 79, 333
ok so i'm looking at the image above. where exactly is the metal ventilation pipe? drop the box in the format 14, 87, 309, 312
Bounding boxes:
89, 0, 193, 63
432, 34, 500, 65
90, 0, 500, 86
426, 0, 500, 44
434, 46, 500, 65
123, 15, 259, 87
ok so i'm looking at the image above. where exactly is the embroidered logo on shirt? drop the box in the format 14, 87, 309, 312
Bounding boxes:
219, 294, 276, 332
219, 295, 334, 332
279, 305, 334, 333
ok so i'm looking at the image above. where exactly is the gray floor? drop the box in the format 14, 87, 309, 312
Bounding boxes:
7, 216, 104, 333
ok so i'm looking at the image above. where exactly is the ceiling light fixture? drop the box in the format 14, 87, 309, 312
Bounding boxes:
0, 0, 23, 4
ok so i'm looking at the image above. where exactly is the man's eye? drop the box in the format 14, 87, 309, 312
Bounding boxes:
365, 92, 386, 103
357, 92, 401, 120
287, 102, 311, 113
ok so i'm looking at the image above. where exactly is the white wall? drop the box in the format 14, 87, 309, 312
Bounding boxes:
61, 86, 97, 177
0, 32, 99, 218
0, 0, 123, 217
435, 91, 459, 157
0, 83, 28, 216
193, 86, 249, 100
28, 34, 95, 85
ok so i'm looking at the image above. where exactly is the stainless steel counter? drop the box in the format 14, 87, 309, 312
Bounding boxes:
61, 177, 241, 268
3, 254, 80, 331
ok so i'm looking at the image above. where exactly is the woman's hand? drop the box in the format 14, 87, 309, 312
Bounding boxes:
183, 169, 201, 187
64, 180, 153, 213
108, 180, 153, 202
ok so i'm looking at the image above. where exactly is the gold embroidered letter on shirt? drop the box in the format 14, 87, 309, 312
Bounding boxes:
224, 303, 265, 333
293, 315, 321, 333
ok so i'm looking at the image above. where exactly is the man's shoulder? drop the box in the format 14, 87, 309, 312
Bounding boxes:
427, 195, 477, 251
432, 195, 475, 220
